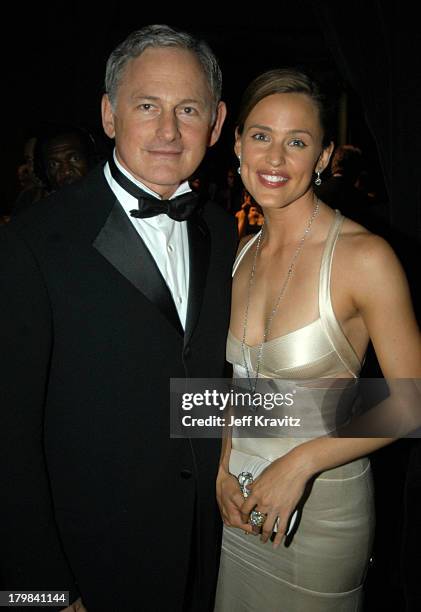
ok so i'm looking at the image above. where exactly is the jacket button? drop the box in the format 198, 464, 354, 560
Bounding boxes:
184, 346, 191, 358
180, 469, 192, 479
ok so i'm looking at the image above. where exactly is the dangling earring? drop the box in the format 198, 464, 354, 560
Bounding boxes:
237, 155, 241, 175
314, 170, 322, 186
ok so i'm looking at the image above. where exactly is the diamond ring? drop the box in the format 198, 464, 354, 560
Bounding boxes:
249, 509, 267, 528
238, 471, 253, 498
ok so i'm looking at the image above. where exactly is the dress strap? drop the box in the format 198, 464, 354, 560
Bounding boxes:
319, 210, 361, 377
232, 231, 261, 277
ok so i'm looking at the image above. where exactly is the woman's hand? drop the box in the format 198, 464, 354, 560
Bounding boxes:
240, 450, 312, 548
216, 465, 254, 534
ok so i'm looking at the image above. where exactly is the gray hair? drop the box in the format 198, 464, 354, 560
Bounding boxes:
105, 24, 222, 117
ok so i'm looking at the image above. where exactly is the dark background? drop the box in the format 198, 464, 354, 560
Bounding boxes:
3, 2, 421, 610
2, 3, 398, 228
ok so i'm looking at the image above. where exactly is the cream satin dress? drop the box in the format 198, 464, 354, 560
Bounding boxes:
215, 211, 374, 612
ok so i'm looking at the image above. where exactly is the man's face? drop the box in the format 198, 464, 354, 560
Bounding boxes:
17, 137, 37, 188
23, 137, 36, 173
102, 47, 226, 199
248, 205, 263, 223
45, 133, 90, 190
227, 169, 235, 188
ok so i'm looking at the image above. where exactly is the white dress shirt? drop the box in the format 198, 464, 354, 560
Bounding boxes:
104, 152, 190, 330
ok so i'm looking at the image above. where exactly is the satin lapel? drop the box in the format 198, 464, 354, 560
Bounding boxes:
93, 200, 184, 336
184, 212, 210, 347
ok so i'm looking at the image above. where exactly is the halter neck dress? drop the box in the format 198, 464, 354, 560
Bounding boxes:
215, 211, 374, 612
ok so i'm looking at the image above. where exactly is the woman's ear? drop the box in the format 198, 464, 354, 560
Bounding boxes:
316, 141, 335, 174
234, 128, 242, 160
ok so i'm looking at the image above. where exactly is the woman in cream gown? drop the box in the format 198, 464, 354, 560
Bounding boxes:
215, 69, 421, 611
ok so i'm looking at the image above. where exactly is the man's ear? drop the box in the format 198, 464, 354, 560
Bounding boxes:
208, 101, 227, 147
101, 94, 116, 139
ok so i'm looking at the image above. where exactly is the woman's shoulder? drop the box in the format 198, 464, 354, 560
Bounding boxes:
340, 215, 392, 253
337, 214, 403, 280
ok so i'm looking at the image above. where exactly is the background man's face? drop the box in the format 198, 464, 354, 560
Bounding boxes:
227, 169, 235, 188
45, 133, 90, 190
102, 47, 226, 198
17, 137, 37, 189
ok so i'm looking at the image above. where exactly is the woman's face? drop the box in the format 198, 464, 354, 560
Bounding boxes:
235, 92, 333, 210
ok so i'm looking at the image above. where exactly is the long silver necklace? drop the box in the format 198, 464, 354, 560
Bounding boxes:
241, 199, 320, 393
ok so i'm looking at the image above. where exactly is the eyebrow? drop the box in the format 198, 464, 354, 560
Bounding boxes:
247, 124, 273, 132
131, 94, 160, 100
247, 124, 314, 137
47, 150, 85, 160
131, 94, 205, 106
178, 98, 206, 107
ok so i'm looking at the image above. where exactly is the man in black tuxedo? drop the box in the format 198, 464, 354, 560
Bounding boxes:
0, 25, 236, 611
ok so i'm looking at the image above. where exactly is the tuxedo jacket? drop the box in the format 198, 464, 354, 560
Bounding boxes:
0, 164, 237, 611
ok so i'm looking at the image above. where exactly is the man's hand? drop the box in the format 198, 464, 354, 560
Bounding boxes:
61, 597, 87, 612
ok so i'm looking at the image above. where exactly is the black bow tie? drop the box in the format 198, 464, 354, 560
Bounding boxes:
108, 157, 198, 221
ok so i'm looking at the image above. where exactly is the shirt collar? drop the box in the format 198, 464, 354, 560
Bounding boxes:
113, 150, 191, 200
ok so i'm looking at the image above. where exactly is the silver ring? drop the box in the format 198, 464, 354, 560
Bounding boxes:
238, 471, 253, 498
249, 509, 267, 527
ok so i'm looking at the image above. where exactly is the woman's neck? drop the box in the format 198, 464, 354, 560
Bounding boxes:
261, 193, 320, 249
